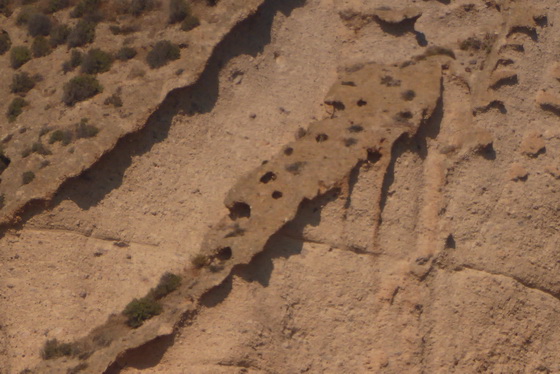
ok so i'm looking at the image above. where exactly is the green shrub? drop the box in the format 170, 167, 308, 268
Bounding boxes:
45, 0, 69, 13
109, 24, 138, 35
62, 75, 102, 106
191, 254, 209, 269
67, 20, 95, 47
104, 93, 123, 107
0, 30, 11, 55
10, 46, 32, 69
116, 46, 136, 61
28, 12, 52, 37
41, 339, 80, 360
49, 130, 73, 145
16, 7, 35, 25
49, 24, 70, 46
22, 171, 35, 185
181, 14, 200, 31
168, 0, 189, 23
150, 272, 181, 299
31, 141, 51, 155
62, 50, 83, 73
75, 118, 99, 138
0, 0, 12, 17
32, 36, 51, 57
10, 72, 35, 94
146, 40, 180, 69
130, 0, 155, 16
7, 97, 28, 121
81, 48, 113, 74
70, 0, 99, 18
123, 296, 162, 328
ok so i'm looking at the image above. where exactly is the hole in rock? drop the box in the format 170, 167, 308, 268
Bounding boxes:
357, 99, 367, 106
228, 202, 251, 220
316, 133, 329, 142
216, 247, 232, 261
367, 149, 382, 163
260, 172, 277, 184
272, 191, 283, 199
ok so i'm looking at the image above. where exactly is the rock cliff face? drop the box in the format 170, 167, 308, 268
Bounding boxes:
3, 0, 560, 373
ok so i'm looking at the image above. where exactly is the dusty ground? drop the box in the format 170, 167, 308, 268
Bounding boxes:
3, 0, 560, 372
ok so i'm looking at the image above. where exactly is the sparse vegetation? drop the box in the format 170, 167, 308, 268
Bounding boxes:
116, 46, 136, 61
22, 171, 35, 185
75, 118, 99, 138
0, 31, 11, 55
49, 24, 70, 46
109, 24, 138, 35
62, 75, 102, 106
41, 338, 80, 360
49, 129, 73, 145
130, 0, 155, 16
146, 40, 180, 69
123, 296, 162, 328
150, 272, 181, 299
0, 0, 12, 17
168, 0, 189, 23
10, 46, 32, 69
32, 36, 52, 57
104, 93, 123, 107
28, 12, 52, 37
45, 0, 69, 13
16, 6, 34, 25
7, 97, 28, 121
81, 48, 113, 74
181, 14, 200, 31
0, 194, 5, 209
67, 20, 96, 47
11, 72, 36, 94
63, 49, 83, 73
70, 0, 100, 18
191, 253, 209, 269
31, 141, 52, 155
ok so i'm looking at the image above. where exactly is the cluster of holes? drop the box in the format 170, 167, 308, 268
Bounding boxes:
260, 171, 276, 184
272, 191, 283, 199
316, 133, 329, 142
228, 202, 251, 220
380, 75, 401, 87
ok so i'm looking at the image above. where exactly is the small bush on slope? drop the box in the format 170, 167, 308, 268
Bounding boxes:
62, 75, 102, 106
67, 20, 95, 47
32, 35, 51, 57
0, 31, 11, 55
10, 46, 32, 69
123, 296, 162, 328
10, 72, 35, 94
81, 48, 113, 74
146, 40, 180, 69
7, 97, 28, 121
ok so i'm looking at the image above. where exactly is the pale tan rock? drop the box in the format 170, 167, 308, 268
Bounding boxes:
509, 163, 529, 181
520, 131, 546, 157
373, 6, 422, 24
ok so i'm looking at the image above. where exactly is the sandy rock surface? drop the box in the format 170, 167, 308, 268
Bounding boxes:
3, 0, 560, 373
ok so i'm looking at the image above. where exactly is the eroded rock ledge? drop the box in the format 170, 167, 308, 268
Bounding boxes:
31, 58, 442, 373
